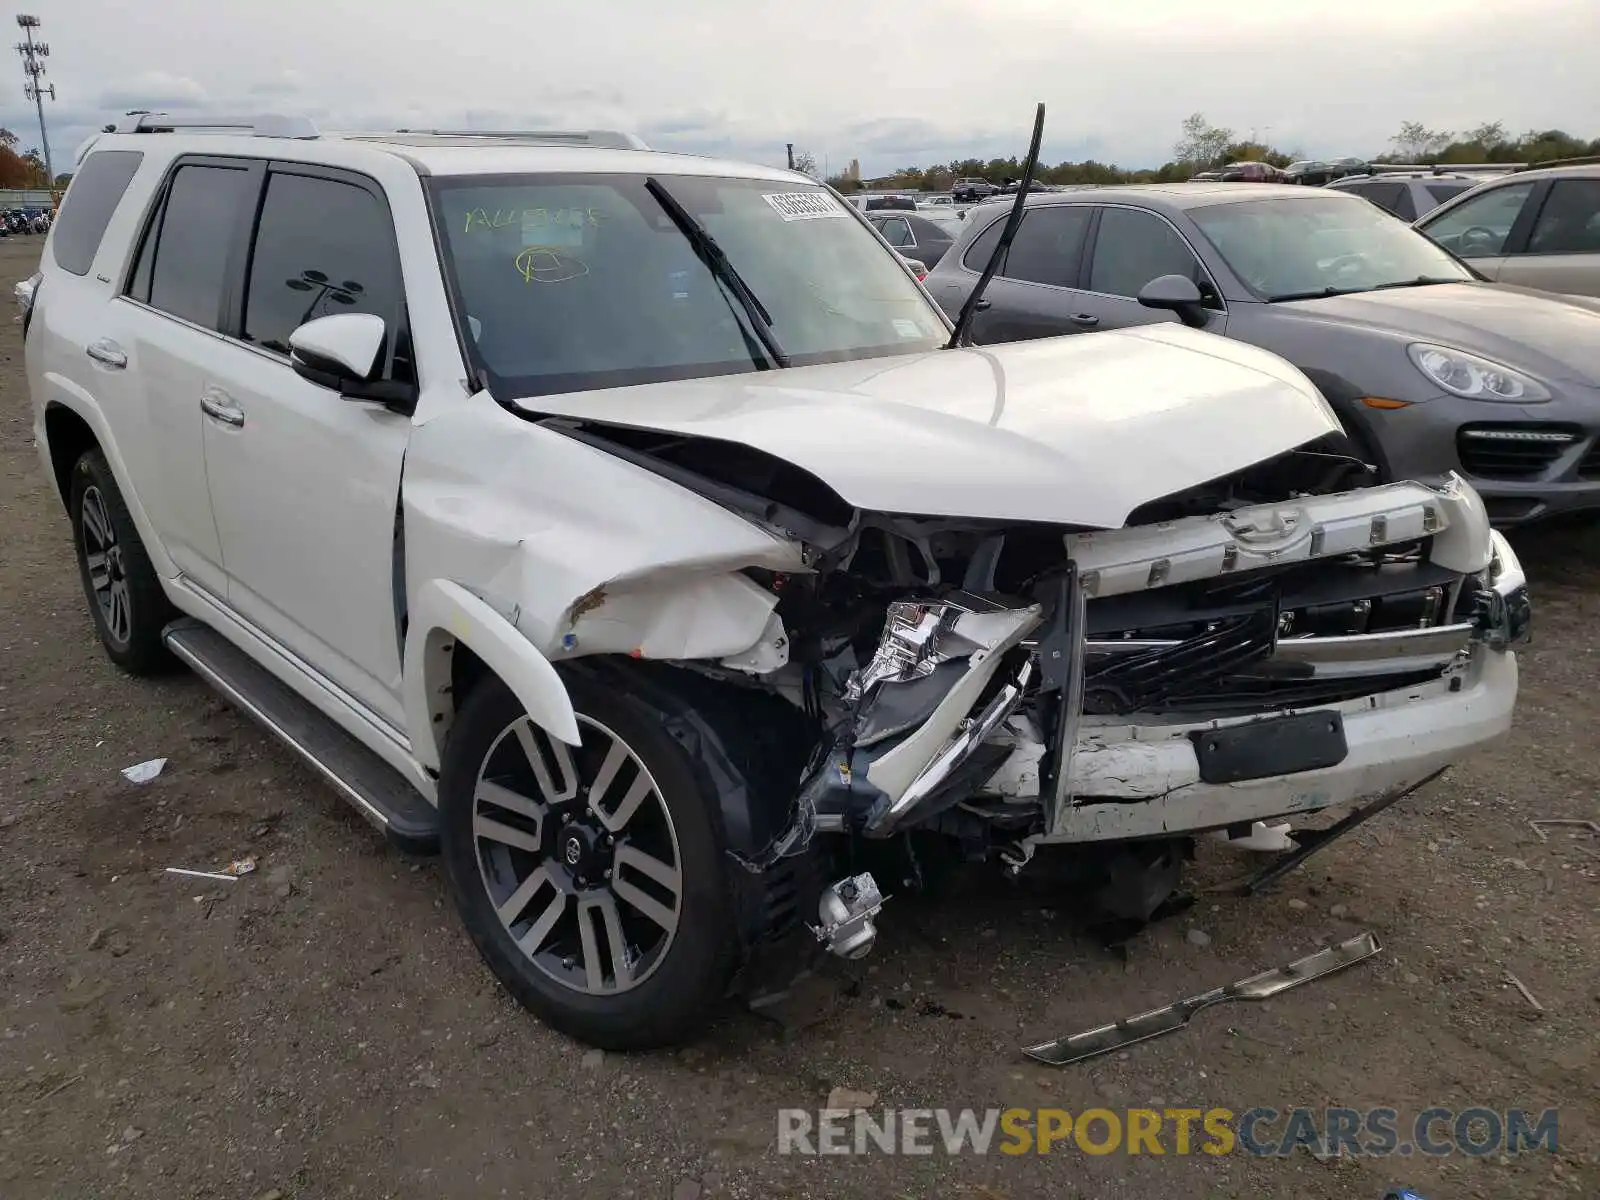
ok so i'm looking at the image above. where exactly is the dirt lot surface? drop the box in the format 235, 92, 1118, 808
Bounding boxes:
1, 234, 1596, 1200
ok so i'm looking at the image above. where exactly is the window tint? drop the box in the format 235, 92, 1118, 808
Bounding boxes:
1419, 181, 1535, 257
51, 149, 143, 276
242, 172, 406, 369
1528, 180, 1600, 255
1089, 208, 1202, 299
1425, 182, 1470, 206
878, 216, 913, 247
961, 215, 1007, 270
140, 163, 253, 328
1001, 205, 1091, 286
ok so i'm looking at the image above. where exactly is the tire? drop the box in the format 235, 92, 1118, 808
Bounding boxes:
438, 669, 740, 1050
69, 449, 175, 675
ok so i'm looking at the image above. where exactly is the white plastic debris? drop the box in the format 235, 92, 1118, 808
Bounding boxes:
1209, 820, 1297, 853
121, 758, 167, 784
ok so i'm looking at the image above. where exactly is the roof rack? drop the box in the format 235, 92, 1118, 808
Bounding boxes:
1361, 162, 1512, 177
103, 111, 318, 139
389, 128, 649, 150
1518, 154, 1600, 172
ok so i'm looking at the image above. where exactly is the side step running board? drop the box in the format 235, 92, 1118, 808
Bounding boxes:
163, 619, 439, 853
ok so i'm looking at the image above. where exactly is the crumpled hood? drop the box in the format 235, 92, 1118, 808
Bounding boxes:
1278, 282, 1600, 386
514, 323, 1341, 529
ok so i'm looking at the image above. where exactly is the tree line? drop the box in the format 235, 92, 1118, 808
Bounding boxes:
0, 127, 57, 188
820, 114, 1600, 192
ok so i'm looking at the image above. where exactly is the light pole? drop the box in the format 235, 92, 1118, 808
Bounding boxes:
15, 15, 55, 187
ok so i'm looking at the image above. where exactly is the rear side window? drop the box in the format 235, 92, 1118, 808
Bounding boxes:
1001, 205, 1092, 287
1528, 180, 1600, 255
242, 171, 408, 375
50, 149, 143, 276
131, 163, 254, 329
1425, 182, 1469, 207
961, 215, 1007, 270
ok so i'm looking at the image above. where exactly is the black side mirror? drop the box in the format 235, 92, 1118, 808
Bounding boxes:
1138, 273, 1208, 328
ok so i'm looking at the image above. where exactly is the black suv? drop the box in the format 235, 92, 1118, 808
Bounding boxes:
952, 177, 997, 203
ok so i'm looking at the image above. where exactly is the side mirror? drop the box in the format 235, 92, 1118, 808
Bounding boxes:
1137, 273, 1208, 328
289, 313, 416, 414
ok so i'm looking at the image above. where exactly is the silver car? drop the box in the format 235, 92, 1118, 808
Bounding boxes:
923, 183, 1600, 526
1414, 161, 1600, 297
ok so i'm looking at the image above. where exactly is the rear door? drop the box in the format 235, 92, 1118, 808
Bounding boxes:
1414, 179, 1540, 280
959, 204, 1095, 343
1071, 205, 1227, 334
199, 163, 416, 725
113, 155, 262, 598
1494, 178, 1600, 296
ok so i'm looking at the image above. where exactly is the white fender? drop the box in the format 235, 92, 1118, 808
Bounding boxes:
404, 578, 581, 770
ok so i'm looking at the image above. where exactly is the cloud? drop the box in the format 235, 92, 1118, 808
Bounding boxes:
97, 72, 208, 111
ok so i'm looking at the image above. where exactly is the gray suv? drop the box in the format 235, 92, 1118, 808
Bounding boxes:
1414, 162, 1600, 297
923, 183, 1600, 525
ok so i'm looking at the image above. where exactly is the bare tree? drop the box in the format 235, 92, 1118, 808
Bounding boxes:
1390, 121, 1454, 161
791, 148, 818, 178
1465, 121, 1507, 148
1174, 113, 1233, 168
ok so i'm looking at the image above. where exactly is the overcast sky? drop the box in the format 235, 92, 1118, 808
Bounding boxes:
3, 0, 1596, 179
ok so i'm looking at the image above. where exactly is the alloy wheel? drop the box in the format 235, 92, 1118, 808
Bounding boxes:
472, 713, 684, 995
80, 485, 131, 646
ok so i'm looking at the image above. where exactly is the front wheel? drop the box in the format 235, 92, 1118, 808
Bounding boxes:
438, 670, 740, 1050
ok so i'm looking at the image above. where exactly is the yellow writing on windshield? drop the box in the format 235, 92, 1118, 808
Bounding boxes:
463, 206, 602, 233
515, 248, 589, 284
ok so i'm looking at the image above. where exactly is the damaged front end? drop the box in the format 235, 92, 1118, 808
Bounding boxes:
493, 415, 1526, 971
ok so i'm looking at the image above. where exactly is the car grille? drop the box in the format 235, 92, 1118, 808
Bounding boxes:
1457, 425, 1581, 480
1077, 553, 1470, 718
1578, 439, 1600, 481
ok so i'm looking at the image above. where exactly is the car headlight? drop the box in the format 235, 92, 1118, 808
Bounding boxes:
1407, 343, 1549, 402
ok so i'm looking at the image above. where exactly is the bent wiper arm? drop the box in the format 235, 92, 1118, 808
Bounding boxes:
947, 102, 1046, 350
645, 176, 789, 369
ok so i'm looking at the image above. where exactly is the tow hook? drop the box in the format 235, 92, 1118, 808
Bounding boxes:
811, 872, 886, 959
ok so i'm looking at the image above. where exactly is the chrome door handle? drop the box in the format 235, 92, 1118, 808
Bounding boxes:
200, 386, 245, 428
86, 339, 127, 369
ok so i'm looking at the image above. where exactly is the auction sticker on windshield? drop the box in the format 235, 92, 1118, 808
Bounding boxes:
763, 192, 844, 221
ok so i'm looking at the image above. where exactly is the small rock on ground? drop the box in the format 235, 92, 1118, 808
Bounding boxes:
1186, 928, 1212, 947
672, 1179, 702, 1200
825, 1086, 878, 1111
1287, 899, 1310, 912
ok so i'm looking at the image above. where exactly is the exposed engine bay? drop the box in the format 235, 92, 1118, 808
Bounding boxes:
545, 417, 1529, 961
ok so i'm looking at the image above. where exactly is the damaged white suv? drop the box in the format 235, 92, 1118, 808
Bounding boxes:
21, 114, 1529, 1050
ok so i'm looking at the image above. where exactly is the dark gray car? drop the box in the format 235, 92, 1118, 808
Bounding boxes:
923, 184, 1600, 525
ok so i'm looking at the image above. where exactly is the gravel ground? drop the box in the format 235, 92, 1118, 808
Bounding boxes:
0, 235, 1596, 1199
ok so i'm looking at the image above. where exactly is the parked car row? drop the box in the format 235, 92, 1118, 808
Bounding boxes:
922, 182, 1600, 527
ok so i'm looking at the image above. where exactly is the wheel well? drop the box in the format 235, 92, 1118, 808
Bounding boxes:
450, 640, 491, 715
43, 404, 98, 511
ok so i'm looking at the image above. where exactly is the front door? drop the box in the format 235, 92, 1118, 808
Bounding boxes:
200, 164, 417, 726
960, 203, 1096, 344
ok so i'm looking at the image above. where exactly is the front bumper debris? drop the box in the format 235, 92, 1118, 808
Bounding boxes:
1022, 930, 1382, 1066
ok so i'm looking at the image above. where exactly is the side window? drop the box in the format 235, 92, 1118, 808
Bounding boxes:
1425, 182, 1470, 207
1419, 181, 1536, 257
1088, 208, 1205, 300
51, 149, 144, 276
136, 163, 254, 329
1000, 205, 1091, 287
1527, 180, 1600, 255
879, 217, 913, 248
961, 216, 1007, 271
241, 171, 407, 377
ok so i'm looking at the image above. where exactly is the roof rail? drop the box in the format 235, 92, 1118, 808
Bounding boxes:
1519, 154, 1600, 172
103, 111, 319, 139
390, 128, 649, 150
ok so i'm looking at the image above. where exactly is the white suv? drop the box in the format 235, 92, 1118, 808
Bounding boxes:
20, 113, 1529, 1050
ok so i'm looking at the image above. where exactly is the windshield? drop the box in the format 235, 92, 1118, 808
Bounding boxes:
428, 173, 947, 399
1190, 195, 1473, 301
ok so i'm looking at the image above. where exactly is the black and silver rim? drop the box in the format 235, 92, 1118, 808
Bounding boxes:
473, 713, 683, 996
80, 485, 131, 646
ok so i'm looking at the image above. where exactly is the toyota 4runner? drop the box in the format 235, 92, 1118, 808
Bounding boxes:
19, 113, 1529, 1050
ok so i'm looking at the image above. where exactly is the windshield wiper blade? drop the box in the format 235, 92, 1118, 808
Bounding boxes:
947, 102, 1046, 349
1371, 276, 1461, 290
645, 176, 789, 369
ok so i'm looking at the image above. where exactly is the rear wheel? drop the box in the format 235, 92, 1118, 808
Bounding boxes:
438, 670, 739, 1050
69, 449, 174, 674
